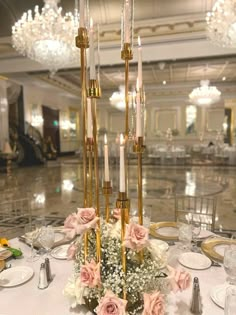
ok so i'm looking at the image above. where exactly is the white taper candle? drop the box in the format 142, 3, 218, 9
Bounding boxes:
136, 78, 142, 138
138, 36, 142, 89
89, 18, 96, 80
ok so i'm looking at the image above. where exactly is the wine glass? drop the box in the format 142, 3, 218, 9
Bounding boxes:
224, 247, 236, 285
24, 222, 41, 262
178, 223, 192, 251
39, 226, 55, 257
192, 221, 201, 251
224, 286, 236, 315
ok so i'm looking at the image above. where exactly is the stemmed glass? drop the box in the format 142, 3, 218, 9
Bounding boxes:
24, 222, 41, 262
224, 247, 236, 285
192, 221, 201, 251
225, 286, 236, 315
39, 225, 55, 257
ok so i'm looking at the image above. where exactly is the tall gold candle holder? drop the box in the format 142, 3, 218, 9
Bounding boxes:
121, 43, 133, 140
133, 136, 145, 262
87, 138, 94, 208
116, 191, 130, 300
76, 27, 89, 261
103, 181, 113, 222
88, 79, 101, 263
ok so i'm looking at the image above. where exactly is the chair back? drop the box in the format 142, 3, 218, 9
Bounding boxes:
175, 195, 217, 231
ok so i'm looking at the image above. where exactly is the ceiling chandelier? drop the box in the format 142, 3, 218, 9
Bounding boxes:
206, 0, 236, 48
189, 80, 221, 106
12, 0, 79, 75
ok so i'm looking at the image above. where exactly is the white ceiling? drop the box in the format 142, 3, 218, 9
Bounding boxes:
1, 0, 236, 107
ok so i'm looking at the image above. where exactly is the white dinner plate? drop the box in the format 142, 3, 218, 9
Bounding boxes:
51, 244, 70, 260
0, 266, 34, 287
178, 252, 212, 270
210, 284, 229, 309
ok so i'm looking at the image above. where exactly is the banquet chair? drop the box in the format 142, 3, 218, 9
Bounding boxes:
0, 198, 31, 238
174, 195, 217, 232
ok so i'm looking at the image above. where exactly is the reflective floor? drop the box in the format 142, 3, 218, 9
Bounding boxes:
0, 158, 236, 238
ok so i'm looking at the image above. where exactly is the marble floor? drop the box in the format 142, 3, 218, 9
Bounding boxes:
0, 158, 236, 238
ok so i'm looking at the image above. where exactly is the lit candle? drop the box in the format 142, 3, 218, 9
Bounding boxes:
87, 98, 93, 138
79, 0, 85, 27
104, 134, 109, 181
89, 18, 96, 80
119, 134, 125, 192
124, 0, 130, 43
136, 78, 142, 138
138, 36, 142, 89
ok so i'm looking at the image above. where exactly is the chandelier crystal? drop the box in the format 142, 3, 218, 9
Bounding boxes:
206, 0, 236, 48
189, 80, 221, 106
12, 0, 79, 75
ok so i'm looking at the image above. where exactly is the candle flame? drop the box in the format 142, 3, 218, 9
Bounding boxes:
90, 17, 93, 28
120, 133, 124, 145
138, 36, 141, 47
104, 133, 107, 145
136, 78, 139, 92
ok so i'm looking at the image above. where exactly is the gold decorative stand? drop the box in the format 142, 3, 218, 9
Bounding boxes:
88, 78, 101, 263
133, 136, 145, 262
103, 181, 113, 222
116, 192, 130, 300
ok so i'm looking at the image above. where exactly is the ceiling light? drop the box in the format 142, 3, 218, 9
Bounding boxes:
162, 80, 166, 85
222, 76, 226, 81
206, 0, 236, 48
12, 0, 79, 75
189, 80, 221, 106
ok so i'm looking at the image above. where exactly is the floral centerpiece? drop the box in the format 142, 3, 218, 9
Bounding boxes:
63, 208, 191, 315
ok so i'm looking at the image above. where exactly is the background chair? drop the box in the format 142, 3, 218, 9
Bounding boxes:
0, 198, 31, 239
175, 195, 217, 231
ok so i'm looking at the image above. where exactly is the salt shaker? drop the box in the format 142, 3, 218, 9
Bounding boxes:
190, 277, 202, 314
45, 258, 53, 283
38, 263, 48, 290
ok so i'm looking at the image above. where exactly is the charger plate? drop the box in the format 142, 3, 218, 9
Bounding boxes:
149, 222, 179, 241
201, 238, 236, 263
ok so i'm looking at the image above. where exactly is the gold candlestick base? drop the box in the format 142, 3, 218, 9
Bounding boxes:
121, 43, 133, 61
133, 137, 146, 153
103, 181, 112, 223
75, 27, 89, 48
87, 80, 101, 99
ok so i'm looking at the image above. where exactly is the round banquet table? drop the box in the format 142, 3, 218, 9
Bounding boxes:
0, 239, 225, 315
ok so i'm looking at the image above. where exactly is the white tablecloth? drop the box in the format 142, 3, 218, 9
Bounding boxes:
0, 239, 225, 315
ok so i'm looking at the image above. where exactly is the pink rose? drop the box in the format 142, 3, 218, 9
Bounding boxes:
67, 243, 77, 260
96, 291, 127, 315
64, 213, 79, 239
124, 222, 149, 252
142, 291, 165, 315
167, 265, 191, 293
80, 259, 101, 288
76, 207, 99, 234
113, 208, 121, 220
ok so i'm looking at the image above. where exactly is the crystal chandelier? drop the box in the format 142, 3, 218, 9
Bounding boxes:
12, 0, 79, 75
189, 80, 221, 106
206, 0, 236, 48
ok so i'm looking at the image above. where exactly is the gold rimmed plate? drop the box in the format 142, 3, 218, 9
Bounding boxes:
149, 221, 179, 241
201, 238, 236, 263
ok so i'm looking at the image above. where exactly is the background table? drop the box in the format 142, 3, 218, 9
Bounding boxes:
0, 239, 225, 315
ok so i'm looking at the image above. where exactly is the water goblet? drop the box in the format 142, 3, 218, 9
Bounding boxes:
224, 286, 236, 315
39, 225, 55, 258
24, 223, 41, 262
224, 247, 236, 285
192, 221, 201, 251
178, 223, 192, 251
